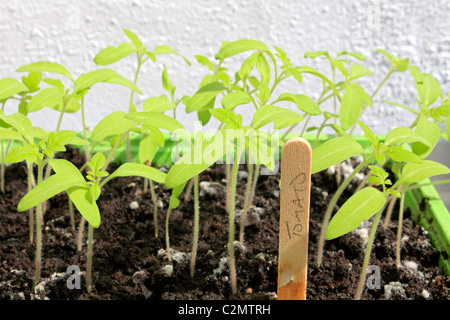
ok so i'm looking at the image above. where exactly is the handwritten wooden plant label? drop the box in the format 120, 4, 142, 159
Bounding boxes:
277, 137, 312, 300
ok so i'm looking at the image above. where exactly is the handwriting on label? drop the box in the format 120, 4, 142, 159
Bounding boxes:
286, 172, 307, 239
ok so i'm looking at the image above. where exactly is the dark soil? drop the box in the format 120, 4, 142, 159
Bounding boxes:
0, 146, 449, 300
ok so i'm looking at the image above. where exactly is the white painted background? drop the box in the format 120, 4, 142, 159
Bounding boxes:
1, 0, 449, 135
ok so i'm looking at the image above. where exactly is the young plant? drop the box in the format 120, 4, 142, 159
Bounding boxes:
314, 119, 435, 266
138, 64, 186, 238
94, 28, 190, 162
1, 112, 88, 287
17, 151, 166, 293
165, 128, 234, 278
325, 159, 449, 300
0, 75, 39, 193
205, 40, 320, 243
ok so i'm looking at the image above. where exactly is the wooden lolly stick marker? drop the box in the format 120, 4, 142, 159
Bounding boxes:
277, 137, 312, 300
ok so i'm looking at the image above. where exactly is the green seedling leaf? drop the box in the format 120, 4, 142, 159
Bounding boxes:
340, 83, 364, 130
447, 115, 450, 142
330, 59, 348, 78
94, 42, 136, 65
186, 82, 226, 113
287, 67, 303, 84
195, 55, 215, 71
273, 114, 304, 130
107, 163, 167, 184
377, 49, 392, 62
16, 61, 73, 81
91, 111, 136, 143
42, 78, 64, 92
0, 112, 34, 144
396, 160, 450, 186
74, 69, 117, 94
436, 103, 450, 117
46, 130, 80, 152
0, 78, 28, 101
0, 127, 24, 141
256, 83, 271, 104
338, 51, 366, 61
237, 51, 259, 80
49, 158, 84, 177
104, 73, 142, 94
296, 66, 334, 88
349, 63, 373, 80
385, 146, 422, 163
88, 152, 106, 173
17, 173, 86, 212
221, 91, 252, 109
412, 116, 440, 159
139, 133, 158, 164
215, 39, 271, 60
49, 159, 100, 227
27, 87, 63, 113
123, 29, 143, 49
311, 136, 363, 174
409, 66, 441, 108
325, 187, 386, 240
357, 121, 378, 146
153, 45, 191, 65
143, 95, 176, 113
162, 65, 176, 98
197, 108, 212, 126
384, 126, 431, 147
275, 93, 321, 115
165, 131, 234, 189
304, 51, 329, 59
169, 181, 187, 209
325, 124, 349, 137
4, 144, 39, 164
69, 185, 101, 228
209, 108, 242, 129
125, 112, 184, 132
251, 105, 302, 129
256, 53, 270, 86
21, 71, 42, 93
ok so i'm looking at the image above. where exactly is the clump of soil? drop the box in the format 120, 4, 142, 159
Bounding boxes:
0, 147, 449, 300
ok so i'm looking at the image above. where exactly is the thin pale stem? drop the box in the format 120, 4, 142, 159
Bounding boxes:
33, 160, 44, 288
247, 164, 260, 211
190, 175, 199, 277
184, 177, 194, 202
228, 143, 245, 295
317, 155, 375, 266
383, 194, 397, 227
149, 179, 158, 238
354, 205, 385, 300
81, 97, 91, 162
165, 207, 172, 262
77, 217, 86, 251
299, 114, 312, 138
69, 197, 75, 229
239, 163, 254, 244
355, 172, 371, 194
126, 56, 143, 163
396, 186, 407, 269
226, 164, 231, 213
86, 222, 94, 294
27, 161, 36, 243
1, 140, 4, 193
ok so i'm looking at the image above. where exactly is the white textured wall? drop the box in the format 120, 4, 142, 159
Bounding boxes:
1, 0, 449, 135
